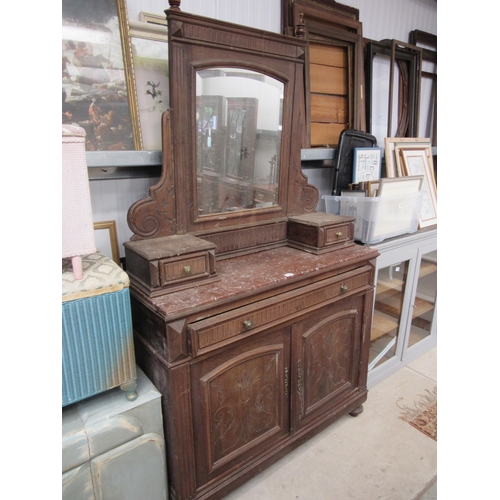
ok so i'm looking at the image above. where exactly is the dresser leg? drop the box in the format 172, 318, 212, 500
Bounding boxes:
349, 405, 364, 417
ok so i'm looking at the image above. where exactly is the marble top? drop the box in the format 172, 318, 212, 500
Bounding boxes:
144, 244, 378, 319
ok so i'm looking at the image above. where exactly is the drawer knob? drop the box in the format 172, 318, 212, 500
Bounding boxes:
341, 284, 348, 293
243, 319, 253, 330
336, 231, 343, 237
184, 266, 192, 274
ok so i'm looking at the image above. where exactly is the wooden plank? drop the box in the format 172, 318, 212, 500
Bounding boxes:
309, 43, 347, 68
310, 94, 347, 123
310, 63, 347, 95
310, 122, 345, 147
413, 296, 434, 319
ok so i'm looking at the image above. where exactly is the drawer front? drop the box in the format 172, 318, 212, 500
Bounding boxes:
189, 266, 373, 356
324, 222, 353, 246
160, 252, 210, 286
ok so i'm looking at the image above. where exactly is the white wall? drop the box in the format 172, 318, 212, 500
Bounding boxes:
90, 0, 437, 257
334, 0, 436, 40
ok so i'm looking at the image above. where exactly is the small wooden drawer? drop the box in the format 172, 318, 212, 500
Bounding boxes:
324, 222, 352, 246
287, 212, 355, 254
189, 265, 373, 356
124, 234, 218, 297
160, 252, 211, 286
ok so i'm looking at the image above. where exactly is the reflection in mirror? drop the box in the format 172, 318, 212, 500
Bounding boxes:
196, 68, 284, 215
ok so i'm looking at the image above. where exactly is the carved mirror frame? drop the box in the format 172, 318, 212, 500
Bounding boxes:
128, 5, 319, 256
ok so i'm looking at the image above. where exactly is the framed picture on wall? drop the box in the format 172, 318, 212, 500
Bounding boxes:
62, 0, 141, 151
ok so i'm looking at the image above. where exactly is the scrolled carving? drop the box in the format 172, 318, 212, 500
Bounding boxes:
127, 111, 177, 240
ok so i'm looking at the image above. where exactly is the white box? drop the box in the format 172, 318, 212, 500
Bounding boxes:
62, 368, 168, 500
322, 192, 423, 244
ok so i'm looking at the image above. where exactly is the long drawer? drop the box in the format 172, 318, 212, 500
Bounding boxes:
188, 265, 373, 356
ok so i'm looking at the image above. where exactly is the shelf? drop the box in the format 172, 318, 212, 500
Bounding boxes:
373, 291, 434, 339
419, 260, 437, 278
375, 278, 405, 295
371, 309, 399, 341
86, 151, 162, 180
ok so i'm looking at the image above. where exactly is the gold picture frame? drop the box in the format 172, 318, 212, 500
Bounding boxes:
62, 0, 141, 150
94, 220, 121, 265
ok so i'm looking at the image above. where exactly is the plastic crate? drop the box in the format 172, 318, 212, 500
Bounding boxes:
322, 192, 423, 244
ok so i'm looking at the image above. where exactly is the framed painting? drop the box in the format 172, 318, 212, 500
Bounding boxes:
395, 144, 437, 227
377, 175, 423, 197
352, 147, 382, 183
62, 0, 141, 151
384, 137, 431, 177
367, 175, 424, 242
94, 220, 121, 265
129, 16, 169, 150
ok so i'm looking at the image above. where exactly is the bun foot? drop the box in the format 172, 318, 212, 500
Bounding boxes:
349, 405, 364, 417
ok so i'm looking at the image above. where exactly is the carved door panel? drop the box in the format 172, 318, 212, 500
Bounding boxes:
291, 295, 363, 431
190, 328, 290, 489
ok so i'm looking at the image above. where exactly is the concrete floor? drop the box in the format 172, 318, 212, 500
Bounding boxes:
223, 347, 437, 500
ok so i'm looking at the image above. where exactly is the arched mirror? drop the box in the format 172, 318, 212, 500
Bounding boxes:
128, 6, 318, 256
196, 68, 283, 214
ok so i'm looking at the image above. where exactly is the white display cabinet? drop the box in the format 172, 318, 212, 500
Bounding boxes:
366, 225, 437, 388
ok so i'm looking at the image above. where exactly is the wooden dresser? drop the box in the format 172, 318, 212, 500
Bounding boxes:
124, 5, 379, 498
128, 243, 377, 500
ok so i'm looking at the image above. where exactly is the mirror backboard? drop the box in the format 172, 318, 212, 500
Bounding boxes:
128, 7, 318, 256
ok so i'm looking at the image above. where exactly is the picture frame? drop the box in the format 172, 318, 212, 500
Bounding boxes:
377, 175, 424, 197
128, 17, 169, 150
366, 175, 424, 242
352, 147, 382, 183
384, 137, 431, 177
94, 220, 121, 265
395, 144, 437, 227
62, 0, 141, 151
366, 180, 380, 197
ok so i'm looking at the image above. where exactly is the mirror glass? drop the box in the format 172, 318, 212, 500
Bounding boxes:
196, 68, 284, 215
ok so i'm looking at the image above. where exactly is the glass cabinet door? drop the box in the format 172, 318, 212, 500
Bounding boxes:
368, 233, 437, 388
369, 259, 413, 371
405, 249, 437, 355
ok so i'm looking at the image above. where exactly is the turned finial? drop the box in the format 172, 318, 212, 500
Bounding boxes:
295, 13, 305, 38
168, 0, 181, 10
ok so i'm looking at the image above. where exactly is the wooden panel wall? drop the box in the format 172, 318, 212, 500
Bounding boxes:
309, 43, 349, 147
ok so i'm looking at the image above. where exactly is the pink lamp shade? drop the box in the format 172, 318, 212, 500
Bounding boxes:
62, 125, 96, 279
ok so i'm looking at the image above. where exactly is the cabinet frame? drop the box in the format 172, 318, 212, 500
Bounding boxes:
367, 226, 437, 388
130, 247, 377, 500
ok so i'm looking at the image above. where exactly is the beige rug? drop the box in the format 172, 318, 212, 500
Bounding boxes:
398, 386, 437, 441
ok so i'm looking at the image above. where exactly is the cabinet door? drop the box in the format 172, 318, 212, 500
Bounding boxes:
369, 250, 418, 373
403, 246, 437, 363
291, 294, 365, 432
190, 328, 290, 489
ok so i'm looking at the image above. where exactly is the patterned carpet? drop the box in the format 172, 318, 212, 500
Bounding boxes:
398, 387, 437, 441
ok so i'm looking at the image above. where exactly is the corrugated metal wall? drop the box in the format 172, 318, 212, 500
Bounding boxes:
90, 0, 437, 257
